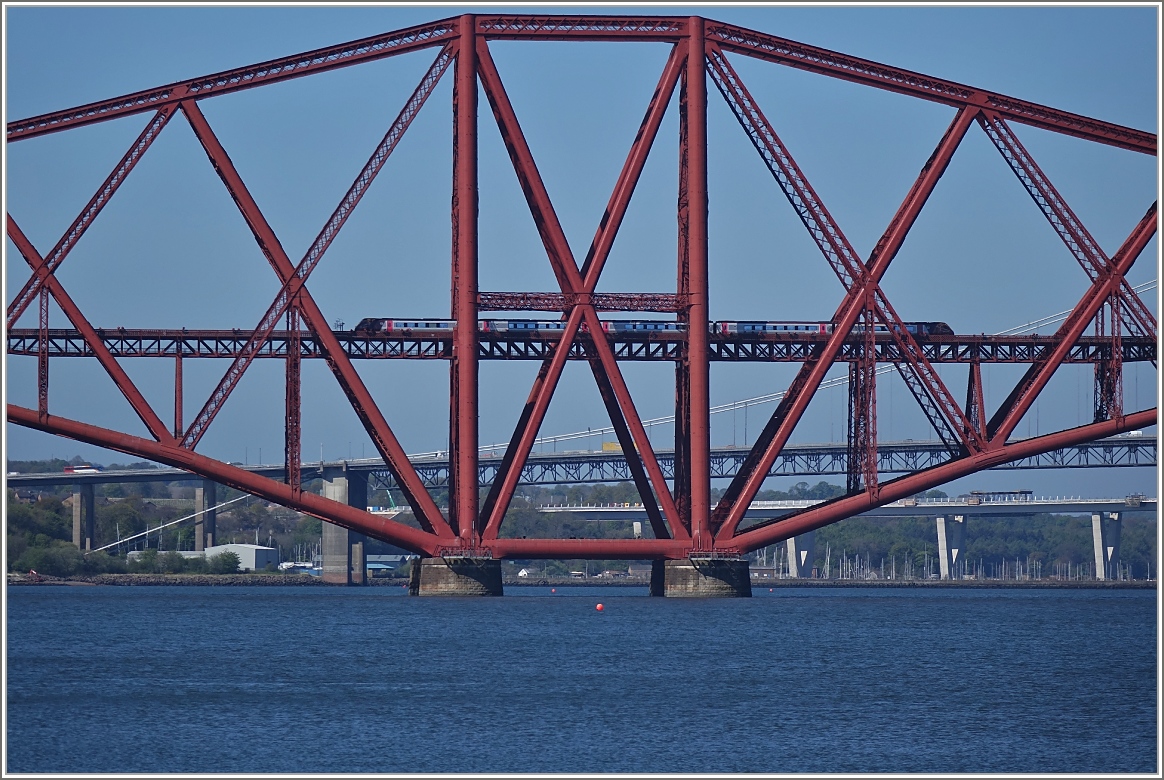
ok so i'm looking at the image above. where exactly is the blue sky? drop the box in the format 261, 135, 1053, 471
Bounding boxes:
4, 4, 1159, 497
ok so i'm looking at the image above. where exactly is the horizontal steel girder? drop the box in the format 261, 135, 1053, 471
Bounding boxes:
7, 403, 1154, 558
9, 16, 1152, 154
7, 329, 1156, 364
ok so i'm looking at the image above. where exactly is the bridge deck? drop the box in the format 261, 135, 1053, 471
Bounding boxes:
7, 329, 1155, 364
539, 496, 1159, 521
6, 436, 1155, 488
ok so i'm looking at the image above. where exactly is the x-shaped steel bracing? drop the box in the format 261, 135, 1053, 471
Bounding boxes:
6, 14, 1156, 560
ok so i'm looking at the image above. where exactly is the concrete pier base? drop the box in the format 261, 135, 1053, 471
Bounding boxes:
409, 557, 503, 596
72, 483, 94, 551
937, 515, 966, 580
786, 530, 816, 578
321, 469, 368, 585
650, 559, 752, 597
1092, 511, 1122, 580
194, 481, 217, 551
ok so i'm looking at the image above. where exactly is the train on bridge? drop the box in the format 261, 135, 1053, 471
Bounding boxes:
354, 318, 955, 338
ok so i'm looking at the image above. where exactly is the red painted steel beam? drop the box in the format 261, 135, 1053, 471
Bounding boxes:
8, 216, 174, 443
178, 47, 451, 450
583, 343, 674, 540
7, 106, 179, 328
727, 408, 1157, 555
479, 308, 591, 535
979, 112, 1157, 342
7, 21, 457, 141
712, 105, 979, 543
674, 56, 692, 535
37, 289, 48, 421
452, 17, 480, 543
11, 14, 1152, 161
474, 37, 686, 542
179, 100, 453, 539
7, 404, 444, 556
174, 353, 183, 439
471, 28, 677, 537
685, 18, 712, 549
285, 303, 302, 497
478, 16, 686, 42
987, 203, 1157, 443
707, 21, 1155, 155
707, 46, 981, 455
579, 44, 684, 285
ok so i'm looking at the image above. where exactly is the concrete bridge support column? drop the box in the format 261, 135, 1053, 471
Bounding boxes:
72, 483, 94, 551
194, 481, 217, 551
1092, 512, 1122, 580
786, 530, 816, 578
937, 515, 966, 580
321, 469, 368, 585
650, 558, 752, 597
409, 557, 503, 596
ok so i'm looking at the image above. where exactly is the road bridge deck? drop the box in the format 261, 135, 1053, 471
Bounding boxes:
6, 435, 1155, 488
538, 495, 1158, 521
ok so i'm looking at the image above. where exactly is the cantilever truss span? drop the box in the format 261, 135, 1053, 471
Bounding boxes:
6, 14, 1157, 559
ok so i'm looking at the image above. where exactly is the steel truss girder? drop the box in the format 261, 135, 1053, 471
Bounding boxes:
358, 436, 1156, 490
728, 410, 1156, 554
706, 45, 979, 459
6, 435, 1154, 490
12, 17, 1151, 155
473, 33, 687, 543
7, 13, 1156, 562
980, 113, 1156, 343
10, 402, 1153, 558
177, 92, 453, 539
9, 330, 1156, 364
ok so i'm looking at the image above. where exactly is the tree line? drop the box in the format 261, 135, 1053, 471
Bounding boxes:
8, 455, 1155, 579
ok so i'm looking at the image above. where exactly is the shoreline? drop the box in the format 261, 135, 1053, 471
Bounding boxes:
6, 573, 1155, 589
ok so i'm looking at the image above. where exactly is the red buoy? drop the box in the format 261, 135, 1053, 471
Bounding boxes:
596, 603, 604, 611
551, 588, 556, 593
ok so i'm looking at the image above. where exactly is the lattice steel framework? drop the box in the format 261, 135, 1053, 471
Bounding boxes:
7, 14, 1156, 560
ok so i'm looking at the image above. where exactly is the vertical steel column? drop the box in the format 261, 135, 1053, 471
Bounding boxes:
285, 304, 302, 496
451, 15, 480, 545
686, 17, 711, 549
37, 288, 49, 421
1094, 295, 1123, 422
174, 351, 183, 438
965, 359, 985, 438
674, 54, 692, 536
847, 306, 878, 495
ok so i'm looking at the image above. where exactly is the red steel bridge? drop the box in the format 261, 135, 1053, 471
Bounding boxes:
6, 14, 1157, 562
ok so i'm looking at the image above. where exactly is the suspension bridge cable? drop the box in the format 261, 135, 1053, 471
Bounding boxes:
91, 495, 248, 552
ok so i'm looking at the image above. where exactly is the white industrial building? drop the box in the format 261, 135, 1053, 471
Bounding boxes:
202, 544, 278, 571
128, 543, 278, 572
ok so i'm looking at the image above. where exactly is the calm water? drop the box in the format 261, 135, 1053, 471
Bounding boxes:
6, 585, 1157, 774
